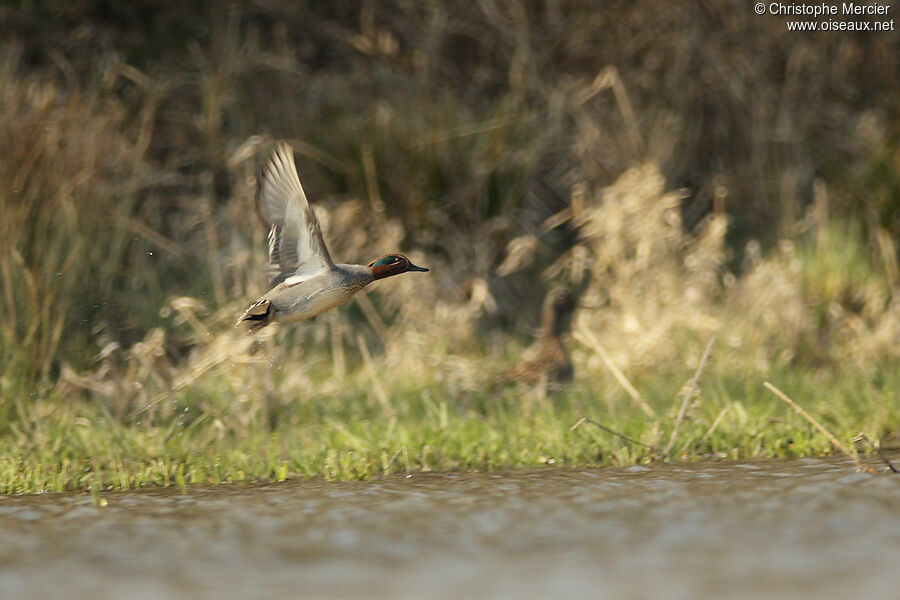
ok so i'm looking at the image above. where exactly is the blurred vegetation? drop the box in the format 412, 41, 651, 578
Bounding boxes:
0, 1, 898, 492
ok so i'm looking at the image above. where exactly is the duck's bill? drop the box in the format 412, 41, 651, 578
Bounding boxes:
407, 263, 430, 272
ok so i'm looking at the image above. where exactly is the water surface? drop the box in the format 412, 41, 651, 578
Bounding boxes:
1, 458, 898, 599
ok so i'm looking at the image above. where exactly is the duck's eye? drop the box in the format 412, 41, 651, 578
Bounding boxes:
373, 256, 401, 267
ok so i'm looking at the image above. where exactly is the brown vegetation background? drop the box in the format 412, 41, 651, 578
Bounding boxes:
1, 1, 897, 413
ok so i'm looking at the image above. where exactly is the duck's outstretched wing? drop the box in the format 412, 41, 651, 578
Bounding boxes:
257, 143, 335, 285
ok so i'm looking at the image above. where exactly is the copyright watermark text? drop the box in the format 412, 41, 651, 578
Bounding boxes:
754, 2, 895, 30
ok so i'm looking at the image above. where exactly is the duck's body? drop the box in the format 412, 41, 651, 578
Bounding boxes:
237, 143, 428, 331
495, 287, 576, 386
239, 264, 373, 329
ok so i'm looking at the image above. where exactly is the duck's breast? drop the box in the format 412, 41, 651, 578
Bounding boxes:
274, 265, 373, 322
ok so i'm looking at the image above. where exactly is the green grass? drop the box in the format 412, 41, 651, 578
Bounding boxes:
2, 365, 896, 494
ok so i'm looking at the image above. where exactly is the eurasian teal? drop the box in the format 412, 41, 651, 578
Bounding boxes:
494, 287, 576, 386
237, 143, 428, 331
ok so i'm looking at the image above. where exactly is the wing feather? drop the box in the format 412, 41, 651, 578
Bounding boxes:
256, 143, 335, 285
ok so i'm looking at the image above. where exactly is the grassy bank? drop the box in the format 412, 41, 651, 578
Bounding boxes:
3, 364, 898, 494
1, 2, 898, 493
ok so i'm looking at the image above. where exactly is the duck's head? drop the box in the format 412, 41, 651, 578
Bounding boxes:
368, 254, 430, 280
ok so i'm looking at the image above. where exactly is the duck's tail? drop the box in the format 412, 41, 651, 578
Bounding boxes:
235, 299, 273, 333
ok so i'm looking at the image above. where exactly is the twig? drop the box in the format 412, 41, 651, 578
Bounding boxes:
664, 335, 716, 456
853, 433, 899, 474
574, 328, 655, 417
764, 381, 873, 473
571, 416, 653, 449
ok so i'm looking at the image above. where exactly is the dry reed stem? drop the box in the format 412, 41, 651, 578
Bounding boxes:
384, 445, 407, 472
764, 381, 873, 473
576, 65, 644, 159
570, 416, 653, 449
329, 315, 346, 380
354, 293, 390, 346
285, 138, 354, 177
356, 332, 393, 419
361, 143, 385, 215
201, 198, 226, 307
700, 405, 730, 444
664, 335, 716, 455
115, 216, 185, 259
539, 206, 573, 235
875, 228, 899, 289
412, 113, 535, 148
402, 445, 411, 473
0, 252, 15, 343
574, 327, 655, 417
